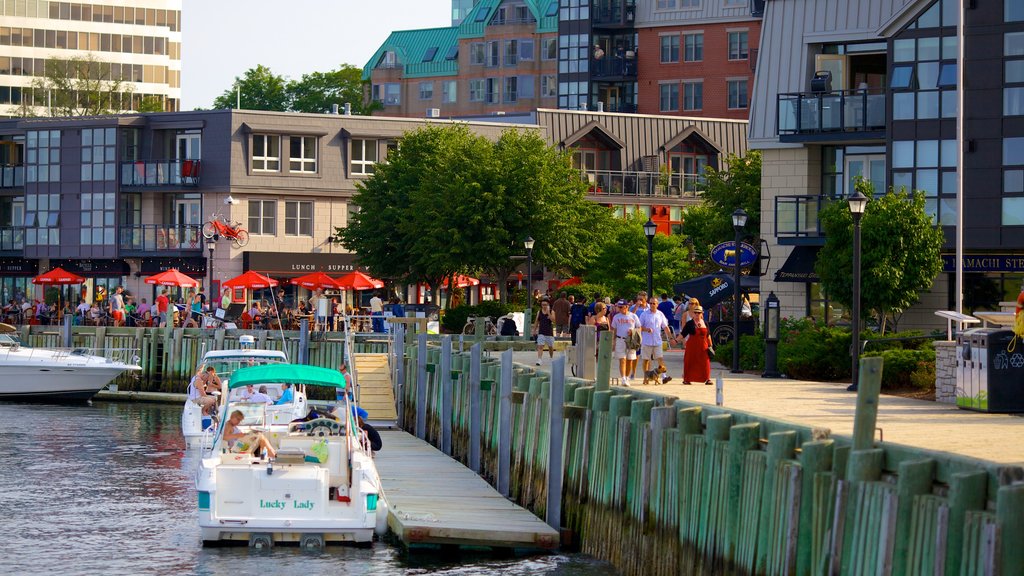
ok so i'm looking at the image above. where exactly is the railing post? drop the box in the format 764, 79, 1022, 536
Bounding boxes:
440, 335, 453, 456
394, 323, 405, 426
469, 342, 482, 473
297, 318, 309, 364
62, 314, 73, 348
416, 333, 428, 440
546, 355, 565, 531
497, 347, 513, 497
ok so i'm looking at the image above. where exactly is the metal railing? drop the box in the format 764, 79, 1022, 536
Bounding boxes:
775, 195, 829, 238
591, 56, 637, 78
118, 224, 203, 253
582, 170, 705, 198
0, 164, 24, 188
488, 16, 536, 25
120, 159, 201, 187
0, 226, 24, 251
777, 89, 886, 136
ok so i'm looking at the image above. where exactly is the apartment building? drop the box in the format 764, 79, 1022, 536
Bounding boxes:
0, 0, 182, 114
751, 0, 1024, 330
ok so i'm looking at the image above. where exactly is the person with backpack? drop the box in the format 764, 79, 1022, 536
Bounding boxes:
610, 299, 641, 386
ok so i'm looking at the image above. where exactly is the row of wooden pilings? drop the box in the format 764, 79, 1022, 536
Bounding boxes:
392, 324, 1024, 576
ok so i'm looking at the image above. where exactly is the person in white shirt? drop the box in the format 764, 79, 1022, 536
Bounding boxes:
369, 292, 384, 332
248, 385, 273, 404
610, 299, 641, 386
638, 297, 673, 385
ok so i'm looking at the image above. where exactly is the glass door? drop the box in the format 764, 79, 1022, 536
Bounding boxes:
175, 131, 201, 184
175, 197, 202, 249
845, 154, 886, 196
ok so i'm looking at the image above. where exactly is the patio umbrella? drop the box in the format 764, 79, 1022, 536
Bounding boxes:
33, 267, 86, 323
222, 271, 279, 290
673, 273, 759, 308
335, 270, 384, 291
145, 268, 200, 288
556, 276, 582, 289
289, 272, 342, 290
442, 274, 480, 289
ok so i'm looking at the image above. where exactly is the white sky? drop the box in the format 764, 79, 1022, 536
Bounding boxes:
181, 0, 451, 110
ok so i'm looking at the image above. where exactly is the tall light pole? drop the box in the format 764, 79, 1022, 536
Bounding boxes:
643, 218, 657, 298
206, 234, 218, 307
847, 190, 868, 392
731, 208, 748, 373
524, 236, 534, 339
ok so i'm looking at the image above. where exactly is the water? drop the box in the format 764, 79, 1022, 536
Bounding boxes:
0, 402, 616, 576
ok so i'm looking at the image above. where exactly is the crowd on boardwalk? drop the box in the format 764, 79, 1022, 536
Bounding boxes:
529, 289, 716, 387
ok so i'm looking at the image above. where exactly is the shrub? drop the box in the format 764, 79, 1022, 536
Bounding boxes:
713, 332, 764, 372
909, 360, 936, 390
777, 319, 853, 381
862, 348, 935, 390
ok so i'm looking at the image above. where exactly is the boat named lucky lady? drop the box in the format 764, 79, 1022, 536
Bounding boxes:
0, 323, 140, 402
196, 364, 386, 548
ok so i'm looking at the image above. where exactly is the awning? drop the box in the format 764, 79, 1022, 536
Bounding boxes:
774, 246, 820, 283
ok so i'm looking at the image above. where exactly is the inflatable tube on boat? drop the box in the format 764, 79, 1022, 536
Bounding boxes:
375, 495, 389, 537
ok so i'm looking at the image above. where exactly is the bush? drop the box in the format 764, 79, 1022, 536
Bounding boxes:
863, 348, 935, 390
777, 318, 853, 381
909, 360, 936, 390
713, 332, 764, 372
439, 301, 522, 334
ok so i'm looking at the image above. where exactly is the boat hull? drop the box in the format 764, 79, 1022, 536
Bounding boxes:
0, 365, 134, 403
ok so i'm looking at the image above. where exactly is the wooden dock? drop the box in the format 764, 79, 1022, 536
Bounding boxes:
376, 430, 560, 550
352, 353, 398, 426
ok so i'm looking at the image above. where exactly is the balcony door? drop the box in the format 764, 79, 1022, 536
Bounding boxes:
174, 197, 202, 250
174, 131, 201, 184
845, 154, 886, 196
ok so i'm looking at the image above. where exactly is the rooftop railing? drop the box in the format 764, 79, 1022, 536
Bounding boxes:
583, 170, 705, 199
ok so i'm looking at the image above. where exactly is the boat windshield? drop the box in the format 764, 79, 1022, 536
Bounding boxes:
231, 402, 268, 427
0, 333, 21, 348
205, 356, 284, 383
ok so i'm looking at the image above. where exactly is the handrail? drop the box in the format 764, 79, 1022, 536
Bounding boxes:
777, 88, 886, 136
120, 159, 201, 186
0, 344, 139, 365
119, 224, 203, 253
582, 169, 705, 198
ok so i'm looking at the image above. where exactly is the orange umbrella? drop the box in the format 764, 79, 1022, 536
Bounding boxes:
145, 268, 200, 288
557, 276, 582, 289
335, 270, 384, 291
442, 274, 480, 288
289, 272, 342, 290
222, 271, 279, 290
33, 266, 85, 286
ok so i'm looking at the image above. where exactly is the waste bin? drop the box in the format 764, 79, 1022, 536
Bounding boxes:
956, 328, 1024, 412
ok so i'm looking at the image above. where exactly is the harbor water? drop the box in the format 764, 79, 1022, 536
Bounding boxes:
0, 401, 616, 576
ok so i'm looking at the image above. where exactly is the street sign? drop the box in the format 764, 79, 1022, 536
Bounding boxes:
710, 241, 758, 268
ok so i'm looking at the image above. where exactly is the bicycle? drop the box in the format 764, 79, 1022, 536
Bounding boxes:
201, 212, 250, 248
462, 315, 497, 336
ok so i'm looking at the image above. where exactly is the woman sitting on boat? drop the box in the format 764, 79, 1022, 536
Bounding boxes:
224, 410, 277, 458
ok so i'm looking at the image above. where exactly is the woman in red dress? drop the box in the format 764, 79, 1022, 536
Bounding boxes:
677, 301, 712, 385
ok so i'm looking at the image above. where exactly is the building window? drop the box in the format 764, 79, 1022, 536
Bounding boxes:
351, 139, 378, 175
681, 0, 700, 6
469, 79, 485, 102
419, 82, 434, 100
445, 45, 459, 60
505, 40, 519, 66
1010, 0, 1024, 22
518, 75, 534, 99
252, 134, 280, 172
519, 39, 534, 61
285, 201, 313, 236
541, 75, 557, 98
486, 41, 500, 66
1004, 137, 1024, 224
727, 31, 749, 60
486, 78, 500, 104
383, 83, 400, 105
660, 35, 679, 63
893, 139, 958, 224
422, 47, 438, 62
248, 200, 276, 235
684, 33, 703, 62
891, 11, 958, 121
289, 136, 316, 173
655, 0, 677, 9
504, 77, 519, 103
1006, 33, 1024, 115
470, 42, 486, 65
558, 80, 588, 109
683, 81, 703, 110
558, 33, 590, 75
80, 128, 114, 183
727, 79, 748, 109
559, 0, 590, 21
442, 80, 457, 103
542, 38, 557, 60
660, 83, 679, 112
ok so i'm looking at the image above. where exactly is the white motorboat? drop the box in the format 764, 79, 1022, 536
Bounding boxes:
196, 363, 386, 548
0, 323, 140, 402
181, 347, 299, 449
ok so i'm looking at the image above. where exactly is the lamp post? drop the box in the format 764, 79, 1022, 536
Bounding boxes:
847, 190, 868, 392
643, 218, 657, 298
762, 291, 781, 378
206, 234, 218, 308
524, 236, 534, 339
731, 208, 748, 373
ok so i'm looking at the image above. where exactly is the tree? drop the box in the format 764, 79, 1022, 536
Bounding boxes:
581, 214, 693, 298
16, 55, 132, 117
816, 179, 944, 334
212, 65, 288, 111
680, 151, 762, 270
137, 95, 165, 113
287, 64, 379, 115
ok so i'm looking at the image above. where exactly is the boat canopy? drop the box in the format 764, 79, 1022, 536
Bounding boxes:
228, 363, 346, 390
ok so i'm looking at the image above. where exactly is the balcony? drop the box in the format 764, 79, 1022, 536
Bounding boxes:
583, 170, 705, 202
118, 224, 203, 256
777, 89, 886, 142
120, 159, 201, 188
0, 226, 24, 254
775, 195, 831, 244
592, 1, 636, 27
0, 165, 24, 188
591, 55, 637, 80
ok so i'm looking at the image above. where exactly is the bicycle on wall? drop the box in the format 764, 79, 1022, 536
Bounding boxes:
201, 213, 250, 248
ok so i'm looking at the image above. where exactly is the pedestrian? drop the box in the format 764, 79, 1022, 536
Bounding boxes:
156, 288, 170, 327
569, 294, 587, 345
109, 285, 125, 327
552, 291, 571, 337
370, 291, 384, 333
610, 299, 640, 386
533, 299, 556, 365
639, 296, 673, 385
676, 300, 712, 385
658, 293, 677, 334
672, 295, 686, 335
588, 301, 611, 359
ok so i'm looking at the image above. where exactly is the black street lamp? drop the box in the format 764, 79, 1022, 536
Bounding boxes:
524, 236, 535, 339
643, 218, 657, 297
731, 208, 748, 374
206, 234, 218, 303
847, 190, 868, 392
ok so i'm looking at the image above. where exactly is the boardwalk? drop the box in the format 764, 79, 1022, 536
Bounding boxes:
375, 430, 560, 550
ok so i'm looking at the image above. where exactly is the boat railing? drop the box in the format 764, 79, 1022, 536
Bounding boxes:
0, 344, 139, 365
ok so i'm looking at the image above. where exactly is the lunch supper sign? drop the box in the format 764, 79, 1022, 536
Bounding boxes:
260, 498, 315, 511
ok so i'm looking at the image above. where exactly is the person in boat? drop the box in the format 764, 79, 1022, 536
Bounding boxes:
189, 366, 222, 417
238, 384, 255, 401
224, 410, 277, 458
249, 385, 273, 404
273, 382, 294, 405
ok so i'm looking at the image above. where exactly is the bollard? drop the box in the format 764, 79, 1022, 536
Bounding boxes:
440, 335, 453, 455
469, 343, 482, 473
576, 324, 597, 379
595, 330, 613, 391
297, 318, 309, 365
394, 324, 405, 425
546, 355, 565, 531
716, 374, 724, 406
416, 333, 427, 440
62, 314, 73, 348
498, 347, 513, 497
852, 356, 883, 450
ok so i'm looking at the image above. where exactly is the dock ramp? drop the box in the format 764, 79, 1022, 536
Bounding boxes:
352, 352, 398, 426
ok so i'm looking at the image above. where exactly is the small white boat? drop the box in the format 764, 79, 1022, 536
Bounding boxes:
181, 348, 303, 449
196, 363, 386, 548
0, 323, 140, 402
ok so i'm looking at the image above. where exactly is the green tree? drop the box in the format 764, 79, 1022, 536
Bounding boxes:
136, 95, 165, 113
680, 151, 762, 269
287, 64, 379, 115
816, 179, 944, 334
16, 55, 132, 117
581, 214, 693, 298
212, 65, 288, 111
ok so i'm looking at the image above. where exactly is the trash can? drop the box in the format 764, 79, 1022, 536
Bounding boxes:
956, 328, 1024, 413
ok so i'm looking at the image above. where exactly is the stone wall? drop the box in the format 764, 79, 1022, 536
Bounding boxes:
934, 340, 956, 404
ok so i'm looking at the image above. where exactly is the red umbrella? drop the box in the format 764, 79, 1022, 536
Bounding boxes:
442, 274, 480, 289
33, 267, 85, 286
557, 276, 582, 289
145, 268, 200, 288
222, 271, 279, 290
289, 272, 342, 290
335, 270, 384, 291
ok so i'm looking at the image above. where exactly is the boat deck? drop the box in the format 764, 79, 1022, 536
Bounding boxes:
376, 430, 559, 550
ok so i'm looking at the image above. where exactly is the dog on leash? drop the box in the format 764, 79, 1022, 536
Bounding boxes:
642, 364, 668, 386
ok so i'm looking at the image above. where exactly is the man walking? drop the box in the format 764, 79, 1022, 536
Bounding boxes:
610, 299, 640, 386
639, 297, 673, 384
569, 295, 587, 345
109, 286, 126, 327
156, 289, 170, 327
552, 291, 571, 337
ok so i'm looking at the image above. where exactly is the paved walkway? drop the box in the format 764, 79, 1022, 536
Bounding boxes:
512, 348, 1024, 466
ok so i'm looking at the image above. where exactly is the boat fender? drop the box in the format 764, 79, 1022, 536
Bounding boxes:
249, 533, 274, 549
375, 497, 389, 537
266, 462, 273, 476
300, 533, 325, 551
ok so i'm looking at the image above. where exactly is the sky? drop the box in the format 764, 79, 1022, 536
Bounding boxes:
181, 1, 451, 110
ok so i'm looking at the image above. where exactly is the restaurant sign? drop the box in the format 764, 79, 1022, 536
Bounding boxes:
243, 252, 364, 276
942, 254, 1024, 273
